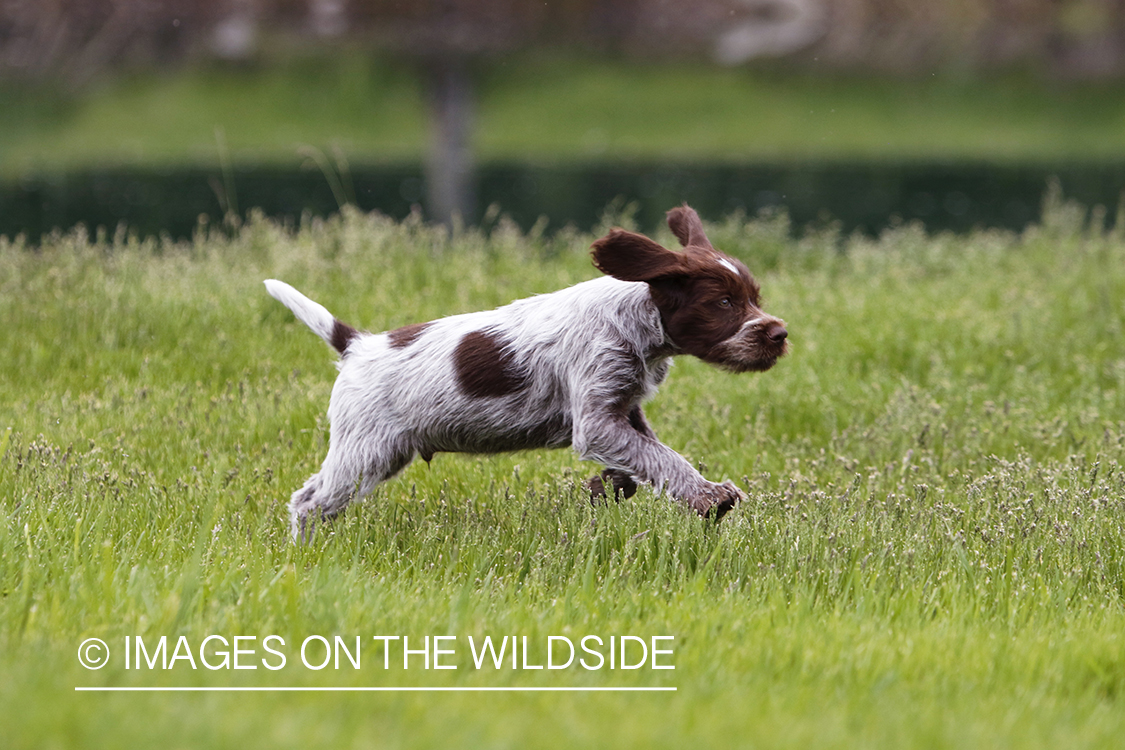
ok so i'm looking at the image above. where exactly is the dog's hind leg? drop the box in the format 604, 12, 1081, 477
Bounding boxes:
289, 440, 413, 541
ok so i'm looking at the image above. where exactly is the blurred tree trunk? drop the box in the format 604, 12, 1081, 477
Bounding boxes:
424, 55, 476, 228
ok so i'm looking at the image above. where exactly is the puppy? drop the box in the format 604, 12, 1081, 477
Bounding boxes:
266, 205, 787, 539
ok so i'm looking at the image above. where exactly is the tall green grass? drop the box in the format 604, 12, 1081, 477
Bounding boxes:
1, 196, 1123, 748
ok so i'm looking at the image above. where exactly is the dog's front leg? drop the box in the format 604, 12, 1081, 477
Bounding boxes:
574, 402, 743, 518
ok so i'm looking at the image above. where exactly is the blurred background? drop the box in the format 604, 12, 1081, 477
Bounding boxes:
3, 0, 1125, 238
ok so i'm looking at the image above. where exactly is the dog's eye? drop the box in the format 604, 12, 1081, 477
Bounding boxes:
718, 297, 732, 308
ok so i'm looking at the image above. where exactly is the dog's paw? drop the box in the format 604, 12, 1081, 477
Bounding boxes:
587, 469, 639, 502
684, 481, 744, 520
289, 484, 343, 543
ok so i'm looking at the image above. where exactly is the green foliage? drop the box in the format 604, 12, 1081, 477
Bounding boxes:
1, 205, 1124, 748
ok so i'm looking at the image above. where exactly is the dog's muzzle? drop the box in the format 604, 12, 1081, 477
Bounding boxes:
707, 317, 789, 372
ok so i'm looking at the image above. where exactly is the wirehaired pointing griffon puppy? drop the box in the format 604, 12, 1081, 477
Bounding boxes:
266, 205, 788, 539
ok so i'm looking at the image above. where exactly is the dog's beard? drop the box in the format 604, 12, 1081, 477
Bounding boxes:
704, 333, 788, 373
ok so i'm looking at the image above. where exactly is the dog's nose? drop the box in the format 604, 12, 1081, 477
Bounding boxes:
766, 324, 788, 343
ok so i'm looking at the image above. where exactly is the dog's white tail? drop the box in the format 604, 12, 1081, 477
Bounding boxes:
264, 279, 358, 354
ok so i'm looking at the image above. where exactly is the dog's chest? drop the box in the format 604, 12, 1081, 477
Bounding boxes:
639, 356, 673, 399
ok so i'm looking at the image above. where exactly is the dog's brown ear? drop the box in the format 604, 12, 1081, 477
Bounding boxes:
591, 229, 687, 282
666, 204, 711, 249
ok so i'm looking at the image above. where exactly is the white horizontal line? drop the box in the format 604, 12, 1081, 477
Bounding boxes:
75, 686, 676, 693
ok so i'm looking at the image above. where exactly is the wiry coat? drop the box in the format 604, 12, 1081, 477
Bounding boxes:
267, 205, 788, 539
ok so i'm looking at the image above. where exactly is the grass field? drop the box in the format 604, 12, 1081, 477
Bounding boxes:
6, 54, 1125, 176
1, 196, 1124, 748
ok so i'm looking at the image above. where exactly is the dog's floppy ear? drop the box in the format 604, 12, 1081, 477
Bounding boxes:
666, 204, 711, 249
591, 229, 687, 282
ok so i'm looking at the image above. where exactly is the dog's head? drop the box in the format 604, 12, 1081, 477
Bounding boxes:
591, 205, 788, 372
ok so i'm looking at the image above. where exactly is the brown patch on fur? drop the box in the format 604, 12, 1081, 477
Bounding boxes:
330, 320, 359, 354
388, 321, 432, 349
454, 330, 527, 398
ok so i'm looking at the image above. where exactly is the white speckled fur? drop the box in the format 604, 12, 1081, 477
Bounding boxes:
270, 276, 724, 538
267, 207, 787, 539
